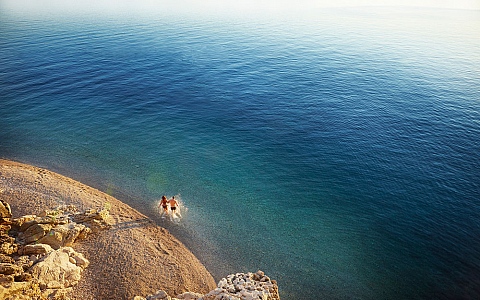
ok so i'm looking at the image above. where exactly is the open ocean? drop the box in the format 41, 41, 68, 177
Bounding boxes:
1, 3, 480, 299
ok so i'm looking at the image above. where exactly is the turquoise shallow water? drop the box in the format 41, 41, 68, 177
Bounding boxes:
1, 4, 480, 299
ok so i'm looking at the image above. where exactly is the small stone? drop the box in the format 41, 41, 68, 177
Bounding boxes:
22, 243, 54, 255
218, 278, 228, 288
72, 253, 89, 268
176, 291, 204, 299
0, 200, 12, 220
146, 289, 170, 300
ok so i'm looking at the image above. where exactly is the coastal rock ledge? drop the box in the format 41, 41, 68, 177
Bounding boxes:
0, 199, 110, 300
135, 270, 281, 300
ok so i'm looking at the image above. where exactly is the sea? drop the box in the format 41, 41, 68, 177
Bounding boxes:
1, 2, 479, 299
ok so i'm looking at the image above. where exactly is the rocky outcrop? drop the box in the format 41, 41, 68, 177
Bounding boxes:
137, 270, 281, 300
14, 206, 110, 248
0, 199, 17, 258
0, 201, 111, 300
208, 271, 280, 300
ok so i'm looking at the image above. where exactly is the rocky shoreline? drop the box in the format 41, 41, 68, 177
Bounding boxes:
0, 159, 280, 300
135, 270, 280, 300
0, 200, 109, 299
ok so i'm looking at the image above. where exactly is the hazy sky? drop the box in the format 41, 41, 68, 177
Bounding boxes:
2, 0, 480, 14
196, 0, 480, 10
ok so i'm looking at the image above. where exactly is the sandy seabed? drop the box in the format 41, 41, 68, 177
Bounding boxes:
0, 159, 217, 299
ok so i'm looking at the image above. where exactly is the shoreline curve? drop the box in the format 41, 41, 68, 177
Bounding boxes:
0, 159, 217, 299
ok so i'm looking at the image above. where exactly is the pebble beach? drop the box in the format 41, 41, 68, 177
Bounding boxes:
0, 159, 217, 299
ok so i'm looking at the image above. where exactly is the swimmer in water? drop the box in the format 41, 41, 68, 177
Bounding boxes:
158, 195, 168, 216
169, 196, 178, 217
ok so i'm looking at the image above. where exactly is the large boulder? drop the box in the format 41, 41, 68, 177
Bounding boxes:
29, 247, 89, 290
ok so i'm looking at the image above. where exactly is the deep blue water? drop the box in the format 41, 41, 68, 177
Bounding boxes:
1, 4, 480, 299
